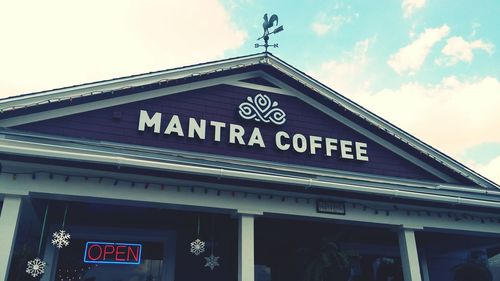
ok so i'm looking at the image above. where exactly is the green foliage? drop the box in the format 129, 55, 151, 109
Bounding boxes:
453, 262, 492, 281
298, 235, 356, 281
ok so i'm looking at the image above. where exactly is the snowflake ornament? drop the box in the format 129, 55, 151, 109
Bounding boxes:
190, 238, 205, 256
51, 229, 71, 248
26, 258, 46, 277
204, 254, 220, 270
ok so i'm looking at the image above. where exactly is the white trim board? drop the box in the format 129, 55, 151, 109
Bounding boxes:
2, 173, 500, 235
0, 54, 265, 108
0, 70, 458, 184
260, 73, 457, 183
0, 72, 260, 127
1, 138, 500, 210
264, 56, 497, 189
0, 52, 496, 190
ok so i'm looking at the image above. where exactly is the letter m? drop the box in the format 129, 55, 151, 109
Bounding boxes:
138, 110, 162, 133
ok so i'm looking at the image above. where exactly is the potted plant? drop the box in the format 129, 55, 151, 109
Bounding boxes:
453, 250, 492, 281
298, 235, 356, 281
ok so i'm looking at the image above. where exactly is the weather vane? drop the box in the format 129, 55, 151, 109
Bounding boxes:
255, 13, 284, 52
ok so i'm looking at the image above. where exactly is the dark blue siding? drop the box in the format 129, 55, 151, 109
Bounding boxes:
15, 84, 443, 182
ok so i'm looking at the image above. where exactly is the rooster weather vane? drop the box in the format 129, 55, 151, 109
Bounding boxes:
255, 13, 284, 52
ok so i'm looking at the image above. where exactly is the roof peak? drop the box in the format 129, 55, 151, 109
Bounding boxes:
1, 52, 498, 190
0, 52, 276, 104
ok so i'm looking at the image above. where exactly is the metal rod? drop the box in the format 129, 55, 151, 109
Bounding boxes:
61, 204, 68, 229
37, 203, 49, 256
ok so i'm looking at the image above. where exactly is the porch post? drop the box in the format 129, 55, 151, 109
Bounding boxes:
398, 227, 422, 281
419, 249, 430, 281
0, 195, 23, 280
238, 213, 255, 281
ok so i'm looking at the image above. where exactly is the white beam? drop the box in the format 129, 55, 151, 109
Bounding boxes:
238, 213, 255, 281
0, 72, 259, 127
399, 227, 422, 281
0, 195, 23, 280
2, 173, 500, 235
3, 138, 499, 210
419, 249, 430, 281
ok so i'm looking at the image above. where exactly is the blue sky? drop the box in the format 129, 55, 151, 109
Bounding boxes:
0, 0, 498, 184
225, 0, 500, 184
225, 0, 498, 87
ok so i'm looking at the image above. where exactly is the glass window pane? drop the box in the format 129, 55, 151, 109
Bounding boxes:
417, 231, 500, 281
255, 218, 403, 281
56, 239, 163, 281
7, 199, 238, 281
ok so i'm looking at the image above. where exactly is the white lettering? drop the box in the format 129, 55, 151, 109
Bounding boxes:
136, 112, 370, 162
325, 138, 338, 157
275, 131, 290, 150
309, 135, 322, 155
210, 121, 226, 142
188, 118, 206, 139
164, 115, 184, 136
292, 134, 307, 153
340, 140, 354, 159
355, 142, 369, 161
247, 128, 265, 148
138, 110, 161, 133
229, 124, 245, 145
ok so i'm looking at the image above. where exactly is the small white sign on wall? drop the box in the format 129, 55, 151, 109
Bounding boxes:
316, 200, 346, 215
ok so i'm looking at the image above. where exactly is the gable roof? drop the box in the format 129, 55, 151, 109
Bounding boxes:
0, 52, 498, 191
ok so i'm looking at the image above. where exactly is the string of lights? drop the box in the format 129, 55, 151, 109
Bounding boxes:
265, 59, 482, 186
0, 60, 259, 114
1, 169, 499, 225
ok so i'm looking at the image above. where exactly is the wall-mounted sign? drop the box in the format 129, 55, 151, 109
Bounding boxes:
316, 200, 345, 215
84, 241, 142, 265
238, 94, 287, 125
138, 94, 369, 162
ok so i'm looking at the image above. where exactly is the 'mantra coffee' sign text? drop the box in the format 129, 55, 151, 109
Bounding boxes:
138, 110, 369, 162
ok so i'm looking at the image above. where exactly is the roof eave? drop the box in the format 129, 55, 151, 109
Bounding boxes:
263, 53, 499, 190
0, 52, 268, 109
1, 52, 497, 190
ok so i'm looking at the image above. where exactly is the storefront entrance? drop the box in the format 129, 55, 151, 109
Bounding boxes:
255, 217, 403, 281
55, 239, 165, 281
7, 199, 238, 281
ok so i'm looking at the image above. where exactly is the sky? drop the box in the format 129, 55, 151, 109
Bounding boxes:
0, 0, 498, 185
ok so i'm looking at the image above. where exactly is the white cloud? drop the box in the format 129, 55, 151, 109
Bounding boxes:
388, 25, 450, 75
351, 76, 500, 158
312, 40, 500, 184
478, 156, 500, 185
470, 22, 481, 37
0, 0, 246, 98
308, 37, 376, 95
409, 23, 417, 39
402, 0, 426, 18
436, 36, 494, 66
311, 22, 333, 36
311, 14, 352, 36
309, 34, 499, 186
465, 156, 500, 186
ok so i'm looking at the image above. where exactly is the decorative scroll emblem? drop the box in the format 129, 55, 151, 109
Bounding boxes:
238, 94, 286, 125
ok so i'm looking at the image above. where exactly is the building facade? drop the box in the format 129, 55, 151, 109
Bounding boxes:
0, 53, 499, 281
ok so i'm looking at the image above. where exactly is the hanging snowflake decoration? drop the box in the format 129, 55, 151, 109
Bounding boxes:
26, 258, 46, 277
190, 238, 205, 256
51, 229, 71, 248
204, 254, 220, 270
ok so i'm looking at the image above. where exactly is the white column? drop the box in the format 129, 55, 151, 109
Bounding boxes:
0, 195, 23, 280
419, 250, 430, 281
238, 213, 255, 281
398, 227, 422, 281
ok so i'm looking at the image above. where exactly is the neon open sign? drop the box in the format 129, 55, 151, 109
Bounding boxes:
84, 241, 142, 265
